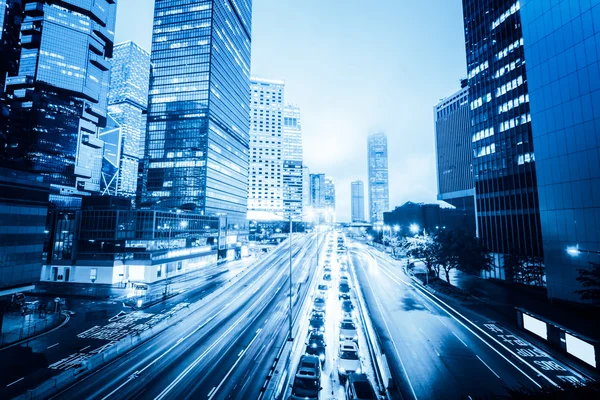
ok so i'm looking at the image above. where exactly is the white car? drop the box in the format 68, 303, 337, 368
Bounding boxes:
338, 341, 361, 379
339, 318, 358, 342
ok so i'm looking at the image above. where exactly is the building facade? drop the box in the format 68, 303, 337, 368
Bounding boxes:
367, 132, 390, 224
463, 0, 542, 278
520, 0, 600, 302
302, 165, 311, 216
383, 201, 476, 236
351, 180, 365, 222
282, 105, 303, 221
3, 0, 117, 207
434, 82, 476, 230
247, 78, 284, 220
324, 176, 336, 221
0, 0, 22, 146
100, 41, 151, 199
141, 0, 252, 235
0, 167, 49, 294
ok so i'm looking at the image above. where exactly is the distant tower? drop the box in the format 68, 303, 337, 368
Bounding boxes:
351, 180, 365, 222
282, 105, 304, 220
367, 132, 390, 223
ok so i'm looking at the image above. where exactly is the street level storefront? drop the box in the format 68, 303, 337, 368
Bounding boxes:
41, 196, 241, 285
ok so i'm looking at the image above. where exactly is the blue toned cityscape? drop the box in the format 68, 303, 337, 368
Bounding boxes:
0, 0, 599, 399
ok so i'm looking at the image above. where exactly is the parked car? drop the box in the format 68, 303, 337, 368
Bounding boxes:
291, 354, 322, 400
345, 373, 377, 400
339, 318, 358, 342
338, 341, 361, 380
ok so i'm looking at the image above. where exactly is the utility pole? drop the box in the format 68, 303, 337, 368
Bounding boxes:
288, 215, 293, 341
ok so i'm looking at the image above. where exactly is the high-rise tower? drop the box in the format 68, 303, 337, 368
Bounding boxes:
367, 132, 390, 223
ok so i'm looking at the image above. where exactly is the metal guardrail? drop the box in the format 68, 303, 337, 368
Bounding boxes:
0, 312, 62, 347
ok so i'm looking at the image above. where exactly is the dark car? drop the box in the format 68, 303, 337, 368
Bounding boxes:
339, 282, 350, 299
341, 300, 354, 313
309, 311, 326, 332
345, 373, 377, 400
306, 331, 327, 364
323, 273, 332, 281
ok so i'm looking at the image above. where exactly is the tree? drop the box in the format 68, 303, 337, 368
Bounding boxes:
406, 233, 441, 278
453, 232, 493, 276
504, 251, 546, 287
575, 262, 600, 306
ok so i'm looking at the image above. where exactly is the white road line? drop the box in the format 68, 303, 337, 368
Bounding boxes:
207, 387, 216, 397
452, 331, 468, 348
47, 343, 60, 349
6, 377, 24, 387
476, 355, 501, 379
208, 329, 262, 400
376, 263, 555, 389
80, 345, 91, 352
435, 315, 448, 327
359, 254, 419, 400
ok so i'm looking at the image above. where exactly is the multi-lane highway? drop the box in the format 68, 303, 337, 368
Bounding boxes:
350, 241, 588, 400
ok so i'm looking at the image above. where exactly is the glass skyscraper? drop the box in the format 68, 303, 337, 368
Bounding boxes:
283, 105, 303, 221
0, 0, 21, 144
351, 180, 365, 223
367, 132, 390, 223
462, 0, 542, 277
3, 0, 116, 206
100, 41, 151, 199
520, 0, 600, 302
142, 0, 252, 232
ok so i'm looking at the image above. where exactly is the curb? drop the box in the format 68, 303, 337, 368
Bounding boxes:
0, 312, 70, 352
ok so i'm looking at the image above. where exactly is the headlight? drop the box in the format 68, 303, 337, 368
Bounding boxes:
355, 367, 361, 374
311, 343, 317, 348
352, 336, 358, 341
319, 354, 325, 360
338, 366, 346, 373
319, 326, 325, 332
339, 334, 345, 340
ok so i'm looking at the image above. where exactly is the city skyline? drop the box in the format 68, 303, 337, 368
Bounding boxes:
114, 0, 468, 221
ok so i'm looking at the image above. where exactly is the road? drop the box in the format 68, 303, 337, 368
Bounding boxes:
36, 233, 320, 400
350, 241, 588, 400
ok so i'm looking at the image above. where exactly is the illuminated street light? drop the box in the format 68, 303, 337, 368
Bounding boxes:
179, 220, 188, 229
366, 235, 373, 241
393, 225, 400, 232
567, 246, 580, 256
410, 224, 420, 234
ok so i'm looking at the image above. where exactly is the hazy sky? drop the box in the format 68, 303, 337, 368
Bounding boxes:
115, 0, 467, 222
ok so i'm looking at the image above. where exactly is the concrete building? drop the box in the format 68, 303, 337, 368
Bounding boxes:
351, 180, 365, 223
521, 0, 600, 302
3, 0, 117, 207
100, 41, 151, 200
248, 77, 285, 220
383, 201, 476, 236
434, 82, 476, 231
302, 165, 311, 220
0, 0, 21, 146
367, 132, 390, 224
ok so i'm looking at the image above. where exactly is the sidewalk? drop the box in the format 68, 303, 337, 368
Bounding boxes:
1, 304, 65, 348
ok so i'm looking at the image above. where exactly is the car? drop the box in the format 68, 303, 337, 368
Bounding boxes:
323, 273, 332, 281
313, 296, 326, 312
340, 275, 350, 283
345, 373, 377, 400
309, 311, 326, 332
291, 355, 322, 400
339, 319, 358, 342
338, 341, 361, 380
317, 284, 328, 296
305, 331, 327, 364
341, 299, 354, 313
339, 282, 351, 300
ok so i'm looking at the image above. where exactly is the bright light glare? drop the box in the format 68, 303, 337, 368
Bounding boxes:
566, 333, 596, 368
566, 246, 580, 256
410, 224, 420, 234
136, 299, 143, 308
393, 225, 400, 232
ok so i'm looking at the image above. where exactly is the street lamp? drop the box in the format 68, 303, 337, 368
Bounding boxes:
393, 225, 400, 233
567, 245, 600, 256
288, 215, 293, 341
410, 223, 420, 235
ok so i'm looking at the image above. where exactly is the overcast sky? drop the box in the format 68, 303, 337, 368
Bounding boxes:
115, 0, 467, 222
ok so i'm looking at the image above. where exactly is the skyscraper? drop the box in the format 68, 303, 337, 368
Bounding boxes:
310, 173, 326, 209
367, 132, 390, 223
282, 105, 304, 220
351, 180, 365, 222
302, 165, 311, 208
248, 77, 285, 219
142, 0, 252, 232
462, 0, 542, 277
100, 41, 151, 199
520, 0, 600, 302
434, 82, 476, 226
0, 0, 21, 144
324, 176, 336, 223
3, 0, 117, 206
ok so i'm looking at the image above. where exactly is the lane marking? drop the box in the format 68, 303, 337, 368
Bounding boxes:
477, 355, 501, 379
376, 263, 555, 389
47, 343, 60, 349
435, 315, 447, 327
80, 345, 91, 352
207, 387, 216, 397
208, 329, 262, 400
359, 253, 419, 400
452, 331, 468, 348
7, 377, 24, 387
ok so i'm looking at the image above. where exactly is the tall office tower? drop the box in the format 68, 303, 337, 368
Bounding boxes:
100, 41, 151, 199
3, 1, 116, 206
520, 1, 600, 302
323, 176, 336, 223
434, 82, 476, 224
142, 0, 252, 231
247, 77, 285, 218
282, 104, 303, 220
302, 165, 311, 207
351, 180, 365, 222
367, 132, 390, 223
310, 173, 326, 209
462, 0, 542, 277
0, 0, 21, 145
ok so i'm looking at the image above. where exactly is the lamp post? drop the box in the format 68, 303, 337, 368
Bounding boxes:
567, 246, 600, 256
288, 215, 293, 341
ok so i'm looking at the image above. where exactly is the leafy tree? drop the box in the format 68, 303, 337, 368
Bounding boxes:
406, 233, 441, 278
504, 251, 546, 286
575, 262, 600, 306
453, 232, 493, 276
